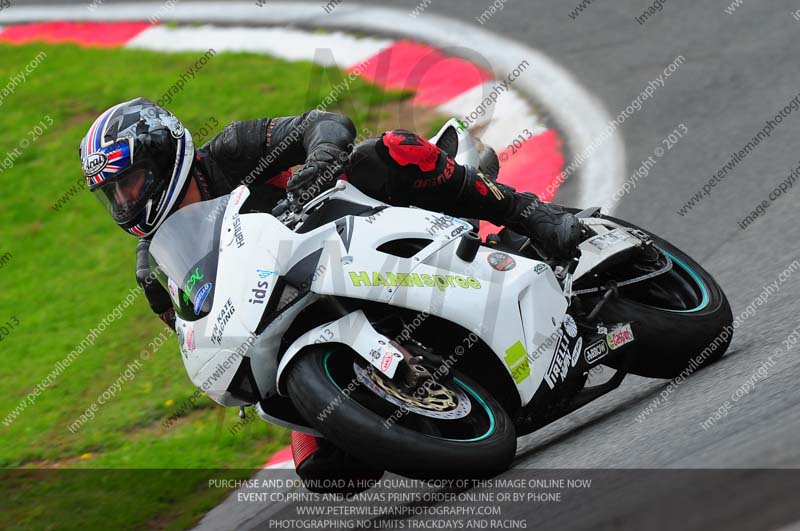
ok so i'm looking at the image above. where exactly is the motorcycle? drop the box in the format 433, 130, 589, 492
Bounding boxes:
148, 120, 733, 478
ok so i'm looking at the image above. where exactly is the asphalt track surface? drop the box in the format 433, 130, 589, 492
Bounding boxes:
26, 1, 800, 529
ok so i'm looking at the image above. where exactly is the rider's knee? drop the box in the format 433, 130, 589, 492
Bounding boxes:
345, 136, 403, 203
377, 129, 442, 172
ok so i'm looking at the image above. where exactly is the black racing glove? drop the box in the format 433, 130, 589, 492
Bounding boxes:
286, 143, 349, 209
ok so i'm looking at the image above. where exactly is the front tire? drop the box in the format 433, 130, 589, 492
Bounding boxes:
286, 347, 516, 479
580, 215, 733, 378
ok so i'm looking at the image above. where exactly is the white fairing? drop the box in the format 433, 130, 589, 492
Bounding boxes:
175, 186, 300, 405
297, 191, 566, 405
176, 181, 577, 408
276, 310, 405, 386
573, 220, 643, 281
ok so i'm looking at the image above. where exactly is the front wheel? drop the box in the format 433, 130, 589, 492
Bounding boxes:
286, 347, 516, 479
578, 214, 733, 378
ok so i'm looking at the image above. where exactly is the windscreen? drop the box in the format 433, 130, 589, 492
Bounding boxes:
148, 195, 229, 321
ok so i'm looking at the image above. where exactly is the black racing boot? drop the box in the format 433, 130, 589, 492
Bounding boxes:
451, 167, 581, 260
503, 191, 582, 260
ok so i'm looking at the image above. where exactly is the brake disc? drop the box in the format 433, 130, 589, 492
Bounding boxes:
352, 362, 472, 420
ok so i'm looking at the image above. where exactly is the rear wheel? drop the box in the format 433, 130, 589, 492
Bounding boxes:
286, 347, 516, 479
577, 215, 733, 378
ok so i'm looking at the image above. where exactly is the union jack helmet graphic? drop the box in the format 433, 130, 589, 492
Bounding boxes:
79, 97, 194, 237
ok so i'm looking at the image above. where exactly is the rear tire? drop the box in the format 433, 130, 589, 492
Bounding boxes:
286, 347, 516, 479
580, 215, 733, 378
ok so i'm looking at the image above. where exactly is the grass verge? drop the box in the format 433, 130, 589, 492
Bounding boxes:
0, 42, 442, 531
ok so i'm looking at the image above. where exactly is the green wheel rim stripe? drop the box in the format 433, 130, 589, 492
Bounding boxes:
322, 351, 496, 442
661, 249, 711, 313
445, 378, 496, 442
323, 351, 343, 391
660, 249, 710, 313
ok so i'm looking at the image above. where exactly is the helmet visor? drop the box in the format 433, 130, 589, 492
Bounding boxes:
95, 163, 165, 224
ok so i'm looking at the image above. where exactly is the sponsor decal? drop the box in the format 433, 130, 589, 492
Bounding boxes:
584, 339, 608, 364
425, 214, 469, 237
450, 225, 468, 238
256, 269, 278, 280
211, 298, 236, 345
82, 152, 108, 177
563, 314, 577, 338
607, 323, 635, 350
474, 180, 488, 196
185, 326, 196, 352
534, 263, 548, 274
544, 328, 578, 389
487, 252, 516, 272
193, 283, 212, 315
178, 325, 196, 359
231, 187, 248, 207
369, 348, 381, 361
571, 337, 583, 367
349, 271, 482, 291
587, 230, 627, 251
232, 214, 245, 249
380, 352, 394, 372
167, 277, 180, 305
504, 340, 530, 384
249, 281, 269, 305
182, 267, 204, 304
